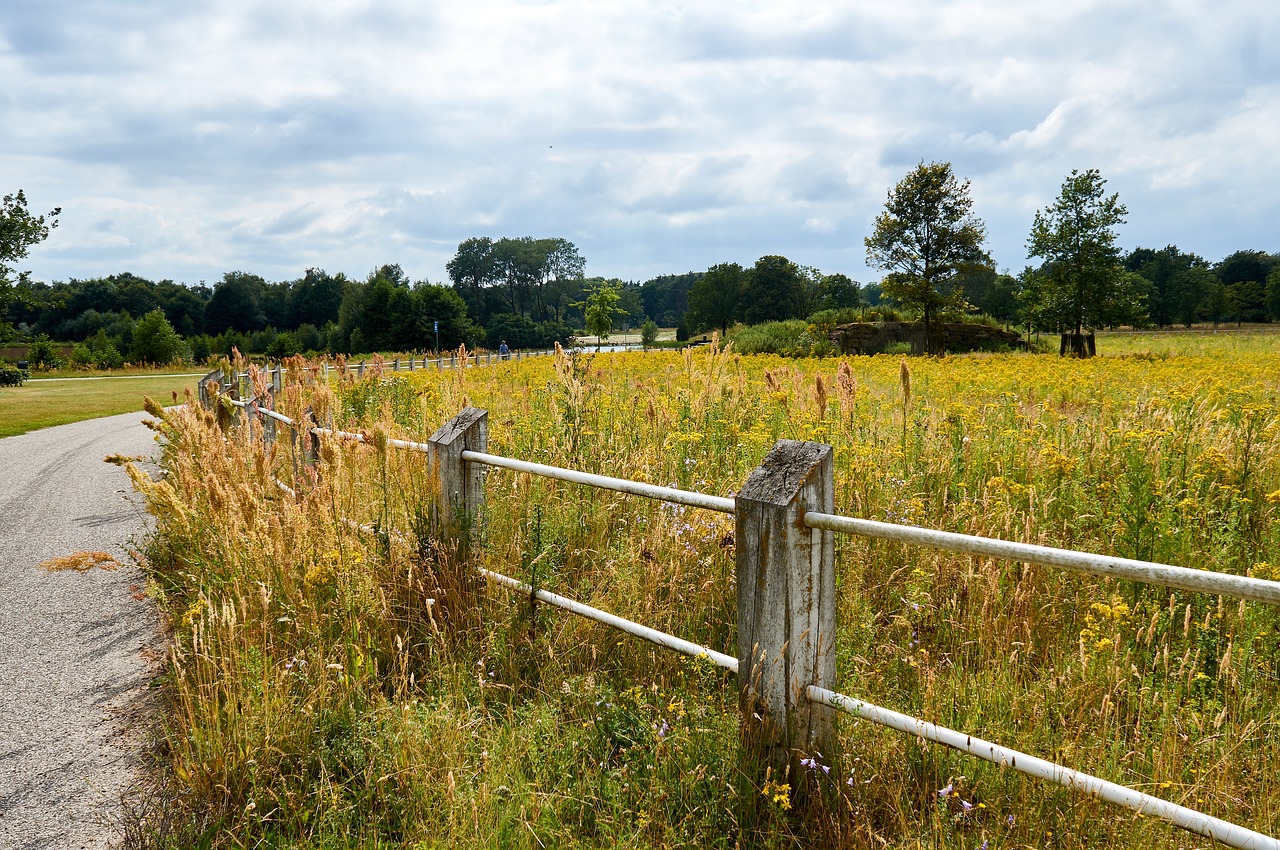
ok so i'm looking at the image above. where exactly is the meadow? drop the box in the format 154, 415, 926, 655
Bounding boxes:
125, 333, 1280, 848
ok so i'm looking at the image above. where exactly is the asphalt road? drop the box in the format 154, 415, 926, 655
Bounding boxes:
0, 411, 162, 849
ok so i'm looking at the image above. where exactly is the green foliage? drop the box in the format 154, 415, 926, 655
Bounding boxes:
131, 308, 187, 365
865, 162, 991, 353
1, 189, 60, 340
740, 255, 806, 325
1268, 267, 1280, 322
812, 272, 862, 312
205, 271, 268, 334
26, 334, 62, 370
729, 319, 834, 357
0, 362, 28, 386
640, 318, 659, 349
687, 262, 743, 334
583, 281, 624, 346
1025, 168, 1134, 340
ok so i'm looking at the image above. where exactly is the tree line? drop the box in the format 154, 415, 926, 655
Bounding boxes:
3, 181, 1278, 366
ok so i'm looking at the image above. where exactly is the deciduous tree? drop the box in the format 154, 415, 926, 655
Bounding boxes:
1026, 168, 1131, 356
865, 162, 990, 353
687, 262, 743, 334
0, 190, 60, 340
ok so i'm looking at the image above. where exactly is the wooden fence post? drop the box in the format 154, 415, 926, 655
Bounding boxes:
427, 407, 488, 546
735, 439, 837, 785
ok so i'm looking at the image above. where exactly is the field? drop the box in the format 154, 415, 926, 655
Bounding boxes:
125, 333, 1280, 848
0, 373, 199, 437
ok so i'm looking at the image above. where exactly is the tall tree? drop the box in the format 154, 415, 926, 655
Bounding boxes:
205, 271, 268, 334
446, 237, 497, 323
290, 267, 345, 329
741, 255, 805, 325
1026, 168, 1130, 356
1215, 250, 1275, 324
582, 281, 624, 350
687, 262, 743, 334
865, 161, 991, 353
0, 190, 60, 341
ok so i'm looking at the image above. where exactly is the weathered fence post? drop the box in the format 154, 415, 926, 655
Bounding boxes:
303, 409, 321, 472
272, 365, 283, 396
198, 368, 222, 409
427, 407, 488, 546
735, 440, 837, 789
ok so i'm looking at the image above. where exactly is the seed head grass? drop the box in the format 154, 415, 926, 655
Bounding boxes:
125, 339, 1280, 848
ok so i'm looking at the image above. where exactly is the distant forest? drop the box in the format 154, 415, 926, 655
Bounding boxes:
3, 238, 1279, 365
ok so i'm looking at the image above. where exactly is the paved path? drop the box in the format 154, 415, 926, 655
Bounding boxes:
0, 411, 162, 849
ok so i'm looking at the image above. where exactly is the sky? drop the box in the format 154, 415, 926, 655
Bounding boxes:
1, 0, 1277, 289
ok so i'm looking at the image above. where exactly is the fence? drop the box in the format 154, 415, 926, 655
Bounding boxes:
201, 364, 1280, 850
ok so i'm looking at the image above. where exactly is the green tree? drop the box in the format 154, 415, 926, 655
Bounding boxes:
1267, 266, 1280, 322
741, 255, 805, 325
812, 272, 862, 313
1026, 168, 1130, 356
1, 190, 60, 341
204, 271, 268, 334
446, 237, 498, 323
583, 282, 624, 350
640, 318, 659, 349
130, 309, 186, 365
687, 262, 743, 334
865, 162, 991, 353
1216, 250, 1275, 324
291, 268, 345, 330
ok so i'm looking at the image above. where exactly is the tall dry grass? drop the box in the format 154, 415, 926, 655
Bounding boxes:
126, 340, 1280, 848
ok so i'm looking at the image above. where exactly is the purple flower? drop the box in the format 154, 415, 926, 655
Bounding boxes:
938, 782, 954, 799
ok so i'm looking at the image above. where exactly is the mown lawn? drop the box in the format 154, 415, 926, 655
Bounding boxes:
0, 373, 197, 437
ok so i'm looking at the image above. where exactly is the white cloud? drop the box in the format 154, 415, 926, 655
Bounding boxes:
0, 0, 1277, 287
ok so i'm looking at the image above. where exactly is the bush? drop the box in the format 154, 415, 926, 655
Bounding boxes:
130, 309, 188, 365
729, 319, 835, 357
0, 362, 28, 386
26, 335, 62, 370
641, 318, 659, 348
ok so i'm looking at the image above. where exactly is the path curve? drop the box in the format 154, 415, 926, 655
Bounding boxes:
0, 411, 163, 849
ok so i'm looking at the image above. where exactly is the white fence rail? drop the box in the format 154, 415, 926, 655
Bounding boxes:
207, 371, 1279, 850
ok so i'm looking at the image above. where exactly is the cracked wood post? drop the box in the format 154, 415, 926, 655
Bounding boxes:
736, 439, 837, 786
428, 407, 488, 548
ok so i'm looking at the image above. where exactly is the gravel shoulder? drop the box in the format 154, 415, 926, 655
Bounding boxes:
0, 411, 164, 849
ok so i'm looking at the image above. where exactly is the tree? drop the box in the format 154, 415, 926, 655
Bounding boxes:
583, 282, 624, 350
1, 190, 60, 340
865, 162, 991, 353
740, 255, 805, 325
446, 237, 498, 323
1268, 266, 1280, 322
1026, 168, 1130, 356
205, 271, 268, 334
130, 309, 186, 365
1216, 250, 1275, 325
687, 262, 743, 334
291, 268, 345, 329
813, 273, 862, 313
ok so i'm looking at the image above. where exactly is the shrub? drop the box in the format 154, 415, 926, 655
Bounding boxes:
729, 319, 835, 357
26, 334, 62, 370
0, 362, 27, 386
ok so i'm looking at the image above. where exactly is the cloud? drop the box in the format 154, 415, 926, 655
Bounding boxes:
1, 0, 1277, 288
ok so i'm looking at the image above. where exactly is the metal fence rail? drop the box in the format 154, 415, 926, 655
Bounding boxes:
806, 685, 1277, 850
214, 383, 1280, 849
804, 512, 1280, 606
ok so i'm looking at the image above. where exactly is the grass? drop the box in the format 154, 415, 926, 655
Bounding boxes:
122, 338, 1280, 848
0, 373, 197, 437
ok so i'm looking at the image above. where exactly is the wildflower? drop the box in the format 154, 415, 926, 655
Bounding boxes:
938, 782, 955, 799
